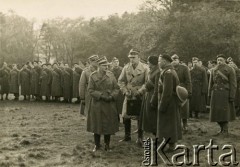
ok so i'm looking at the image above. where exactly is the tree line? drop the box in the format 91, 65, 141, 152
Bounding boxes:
0, 0, 240, 67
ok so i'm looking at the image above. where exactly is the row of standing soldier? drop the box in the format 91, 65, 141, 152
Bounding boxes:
0, 61, 83, 103
82, 50, 239, 152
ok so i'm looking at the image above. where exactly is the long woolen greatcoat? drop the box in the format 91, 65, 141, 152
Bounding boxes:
190, 65, 208, 112
72, 67, 82, 98
62, 68, 73, 99
79, 66, 97, 114
0, 67, 10, 94
209, 64, 237, 122
30, 67, 40, 95
9, 69, 19, 94
19, 68, 31, 95
39, 68, 51, 96
51, 68, 63, 97
110, 66, 124, 114
154, 65, 182, 143
173, 63, 192, 119
87, 70, 119, 135
140, 66, 160, 134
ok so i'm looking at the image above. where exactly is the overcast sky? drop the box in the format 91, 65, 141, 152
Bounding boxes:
0, 0, 143, 20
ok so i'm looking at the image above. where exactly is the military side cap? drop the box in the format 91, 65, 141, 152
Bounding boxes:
216, 54, 226, 59
128, 49, 140, 58
159, 54, 172, 62
176, 85, 188, 106
192, 57, 199, 61
88, 55, 99, 62
97, 56, 110, 66
171, 54, 179, 60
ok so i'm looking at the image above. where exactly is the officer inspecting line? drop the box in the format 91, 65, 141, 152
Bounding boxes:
1, 49, 240, 153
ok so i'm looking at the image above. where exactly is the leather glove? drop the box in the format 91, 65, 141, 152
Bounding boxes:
100, 94, 108, 101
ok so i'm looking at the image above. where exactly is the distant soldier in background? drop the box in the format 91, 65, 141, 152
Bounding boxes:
0, 62, 10, 100
51, 63, 63, 102
190, 57, 208, 118
19, 63, 31, 100
9, 64, 20, 100
79, 55, 99, 115
118, 49, 148, 146
110, 57, 124, 117
30, 61, 41, 101
227, 57, 240, 117
209, 54, 236, 135
62, 64, 73, 103
72, 63, 82, 103
39, 64, 51, 101
171, 54, 192, 131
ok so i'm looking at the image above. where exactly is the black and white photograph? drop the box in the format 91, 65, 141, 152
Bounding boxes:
0, 0, 240, 166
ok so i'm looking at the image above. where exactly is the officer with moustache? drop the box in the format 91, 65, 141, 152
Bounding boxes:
118, 49, 148, 146
209, 54, 237, 135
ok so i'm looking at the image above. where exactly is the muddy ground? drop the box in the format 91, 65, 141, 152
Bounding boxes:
0, 99, 240, 167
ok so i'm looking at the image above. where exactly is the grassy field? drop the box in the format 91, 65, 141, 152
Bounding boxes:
0, 100, 239, 167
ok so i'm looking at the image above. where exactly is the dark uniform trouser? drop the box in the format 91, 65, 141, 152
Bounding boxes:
94, 134, 110, 146
217, 121, 228, 132
123, 118, 143, 140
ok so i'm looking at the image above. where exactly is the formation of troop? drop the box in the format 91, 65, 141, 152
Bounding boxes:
1, 49, 239, 153
79, 50, 240, 152
0, 61, 83, 103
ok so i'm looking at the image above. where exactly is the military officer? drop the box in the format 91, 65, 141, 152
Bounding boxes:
209, 54, 237, 135
140, 55, 160, 135
190, 57, 208, 118
118, 49, 149, 145
87, 56, 119, 152
155, 54, 182, 152
171, 54, 192, 131
0, 62, 10, 100
79, 55, 99, 115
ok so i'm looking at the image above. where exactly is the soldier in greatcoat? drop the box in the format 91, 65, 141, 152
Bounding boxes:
140, 55, 160, 135
19, 64, 31, 100
72, 63, 82, 103
190, 57, 208, 118
39, 64, 51, 101
227, 57, 240, 117
0, 62, 10, 100
9, 64, 20, 100
79, 55, 99, 115
171, 54, 192, 131
87, 56, 119, 152
209, 54, 237, 135
51, 63, 63, 101
62, 65, 73, 103
109, 57, 124, 116
30, 61, 41, 101
118, 49, 149, 145
154, 54, 182, 152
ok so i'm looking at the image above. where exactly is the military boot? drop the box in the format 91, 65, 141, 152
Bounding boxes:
119, 118, 131, 142
93, 134, 101, 152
